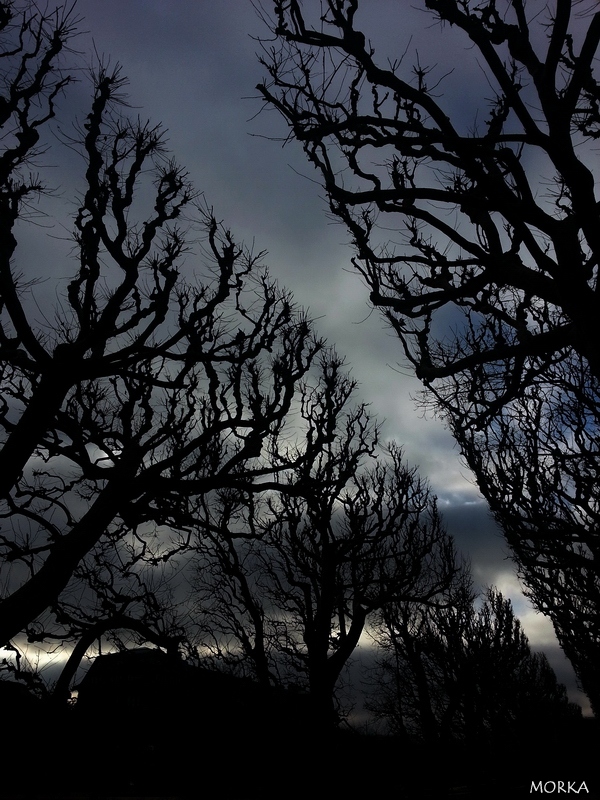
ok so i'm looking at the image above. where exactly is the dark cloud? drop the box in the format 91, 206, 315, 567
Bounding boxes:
12, 0, 583, 708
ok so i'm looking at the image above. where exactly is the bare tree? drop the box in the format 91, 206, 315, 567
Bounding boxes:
370, 584, 581, 744
256, 0, 600, 711
191, 356, 459, 723
0, 1, 323, 675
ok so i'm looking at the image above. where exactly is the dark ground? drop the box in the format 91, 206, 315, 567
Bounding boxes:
1, 666, 598, 800
2, 717, 598, 799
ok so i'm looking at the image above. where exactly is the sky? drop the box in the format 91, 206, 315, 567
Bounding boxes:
12, 0, 586, 710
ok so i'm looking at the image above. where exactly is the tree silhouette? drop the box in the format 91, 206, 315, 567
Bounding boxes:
0, 2, 323, 668
191, 357, 459, 723
370, 583, 581, 744
256, 0, 600, 711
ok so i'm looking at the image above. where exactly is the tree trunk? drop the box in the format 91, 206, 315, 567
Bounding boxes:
0, 473, 130, 645
0, 367, 72, 499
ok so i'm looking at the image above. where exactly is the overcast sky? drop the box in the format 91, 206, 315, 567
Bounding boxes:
24, 0, 584, 709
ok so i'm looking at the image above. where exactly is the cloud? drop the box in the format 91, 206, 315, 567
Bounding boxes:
13, 0, 588, 712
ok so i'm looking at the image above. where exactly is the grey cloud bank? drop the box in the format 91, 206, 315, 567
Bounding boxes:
37, 0, 582, 708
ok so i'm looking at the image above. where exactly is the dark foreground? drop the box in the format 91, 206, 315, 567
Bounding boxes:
3, 714, 598, 799
2, 663, 598, 800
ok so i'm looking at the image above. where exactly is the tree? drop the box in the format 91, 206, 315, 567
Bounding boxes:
0, 1, 323, 672
191, 356, 459, 723
256, 0, 600, 711
369, 583, 581, 744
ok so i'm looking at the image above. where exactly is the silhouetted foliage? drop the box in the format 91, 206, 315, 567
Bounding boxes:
2, 645, 596, 799
369, 582, 581, 744
191, 358, 459, 723
257, 0, 600, 712
0, 1, 323, 677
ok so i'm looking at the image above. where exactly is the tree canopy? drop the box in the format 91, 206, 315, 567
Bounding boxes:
257, 0, 600, 712
370, 584, 581, 743
0, 1, 323, 665
191, 358, 458, 721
